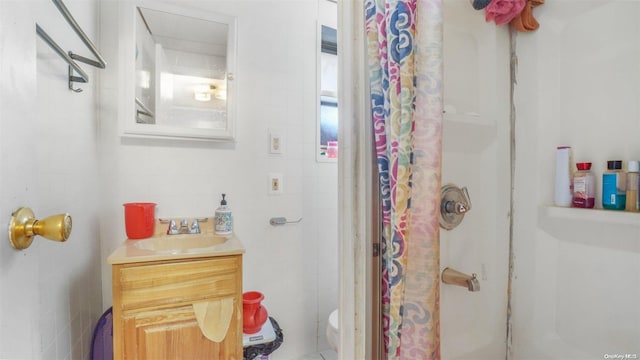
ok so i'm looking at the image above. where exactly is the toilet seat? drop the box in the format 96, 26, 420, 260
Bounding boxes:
326, 309, 339, 351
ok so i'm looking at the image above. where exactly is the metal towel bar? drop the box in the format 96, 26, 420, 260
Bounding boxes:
135, 98, 155, 123
36, 0, 106, 92
269, 217, 303, 226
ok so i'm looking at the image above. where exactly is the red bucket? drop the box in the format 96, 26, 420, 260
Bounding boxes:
123, 203, 156, 239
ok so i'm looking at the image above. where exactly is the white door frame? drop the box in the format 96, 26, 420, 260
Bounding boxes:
337, 0, 371, 358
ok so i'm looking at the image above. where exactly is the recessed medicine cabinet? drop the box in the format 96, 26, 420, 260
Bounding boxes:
119, 1, 237, 141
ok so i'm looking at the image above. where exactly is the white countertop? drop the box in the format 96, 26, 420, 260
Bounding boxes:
107, 217, 245, 265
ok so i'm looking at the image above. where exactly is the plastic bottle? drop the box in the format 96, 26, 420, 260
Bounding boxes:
625, 161, 639, 212
554, 146, 573, 207
215, 193, 233, 236
326, 141, 338, 158
572, 162, 595, 208
602, 160, 626, 210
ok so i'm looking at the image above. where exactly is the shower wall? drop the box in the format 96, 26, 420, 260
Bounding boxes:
440, 2, 511, 359
512, 1, 640, 359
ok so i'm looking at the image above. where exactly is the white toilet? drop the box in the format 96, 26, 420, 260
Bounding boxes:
326, 308, 339, 351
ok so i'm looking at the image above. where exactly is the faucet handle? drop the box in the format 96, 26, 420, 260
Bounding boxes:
440, 184, 472, 230
167, 219, 178, 235
190, 219, 200, 234
459, 186, 472, 213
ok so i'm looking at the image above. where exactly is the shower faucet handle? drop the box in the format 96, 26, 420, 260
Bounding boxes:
458, 186, 472, 213
440, 184, 472, 230
445, 186, 472, 214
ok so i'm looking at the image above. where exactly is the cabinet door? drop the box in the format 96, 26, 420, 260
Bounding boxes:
112, 256, 243, 359
123, 305, 240, 360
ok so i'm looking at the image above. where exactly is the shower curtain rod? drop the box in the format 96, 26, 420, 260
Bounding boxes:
36, 0, 106, 92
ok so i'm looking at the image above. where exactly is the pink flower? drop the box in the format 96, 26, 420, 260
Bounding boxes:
485, 0, 526, 25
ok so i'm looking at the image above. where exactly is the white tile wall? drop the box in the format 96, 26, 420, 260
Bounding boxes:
0, 0, 103, 359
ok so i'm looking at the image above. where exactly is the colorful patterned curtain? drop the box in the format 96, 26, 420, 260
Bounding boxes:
365, 0, 443, 358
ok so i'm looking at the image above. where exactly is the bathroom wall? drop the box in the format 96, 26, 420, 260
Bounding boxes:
512, 1, 640, 358
0, 0, 104, 359
99, 0, 338, 358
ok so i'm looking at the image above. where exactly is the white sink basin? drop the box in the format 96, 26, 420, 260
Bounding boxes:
108, 216, 244, 264
133, 234, 228, 254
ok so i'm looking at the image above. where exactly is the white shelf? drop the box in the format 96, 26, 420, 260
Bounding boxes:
539, 205, 640, 227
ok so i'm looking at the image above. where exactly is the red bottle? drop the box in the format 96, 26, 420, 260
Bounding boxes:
242, 291, 268, 334
572, 162, 595, 208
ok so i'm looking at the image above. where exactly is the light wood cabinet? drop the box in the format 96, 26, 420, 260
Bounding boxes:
112, 255, 243, 359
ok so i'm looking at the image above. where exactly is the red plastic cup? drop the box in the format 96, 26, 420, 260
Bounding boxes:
123, 202, 156, 239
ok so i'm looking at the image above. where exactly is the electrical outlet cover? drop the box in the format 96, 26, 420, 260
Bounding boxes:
268, 173, 283, 194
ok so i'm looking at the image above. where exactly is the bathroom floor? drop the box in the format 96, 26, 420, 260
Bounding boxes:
301, 349, 338, 360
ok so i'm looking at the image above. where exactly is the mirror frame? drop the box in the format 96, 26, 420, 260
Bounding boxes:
118, 1, 237, 141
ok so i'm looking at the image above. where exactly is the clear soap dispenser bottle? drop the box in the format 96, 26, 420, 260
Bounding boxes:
215, 193, 232, 236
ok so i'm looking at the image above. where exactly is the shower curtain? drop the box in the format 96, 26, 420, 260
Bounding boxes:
365, 0, 443, 358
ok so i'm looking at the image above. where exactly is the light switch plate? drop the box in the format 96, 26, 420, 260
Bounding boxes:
268, 173, 283, 195
269, 130, 283, 154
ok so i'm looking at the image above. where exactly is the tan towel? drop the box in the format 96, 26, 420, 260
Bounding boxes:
192, 298, 234, 342
511, 0, 545, 32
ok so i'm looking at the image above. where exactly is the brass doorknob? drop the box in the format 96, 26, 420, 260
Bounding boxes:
9, 207, 72, 250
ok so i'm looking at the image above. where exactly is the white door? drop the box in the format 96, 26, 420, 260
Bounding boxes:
0, 2, 102, 358
0, 3, 43, 356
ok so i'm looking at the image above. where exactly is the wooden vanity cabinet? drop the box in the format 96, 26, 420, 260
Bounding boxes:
111, 255, 243, 360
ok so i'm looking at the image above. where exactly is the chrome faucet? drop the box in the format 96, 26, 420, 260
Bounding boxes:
166, 218, 201, 235
441, 267, 480, 292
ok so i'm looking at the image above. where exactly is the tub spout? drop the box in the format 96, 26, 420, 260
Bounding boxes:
441, 267, 480, 292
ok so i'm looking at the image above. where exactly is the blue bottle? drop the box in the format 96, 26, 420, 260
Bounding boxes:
602, 160, 626, 210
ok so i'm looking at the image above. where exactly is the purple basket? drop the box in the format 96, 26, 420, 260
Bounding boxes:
90, 307, 113, 360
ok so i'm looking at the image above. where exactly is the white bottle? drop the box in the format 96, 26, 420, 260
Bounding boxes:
215, 193, 233, 236
554, 146, 573, 207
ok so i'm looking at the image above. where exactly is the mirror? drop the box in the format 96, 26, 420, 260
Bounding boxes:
317, 25, 338, 161
123, 3, 237, 141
